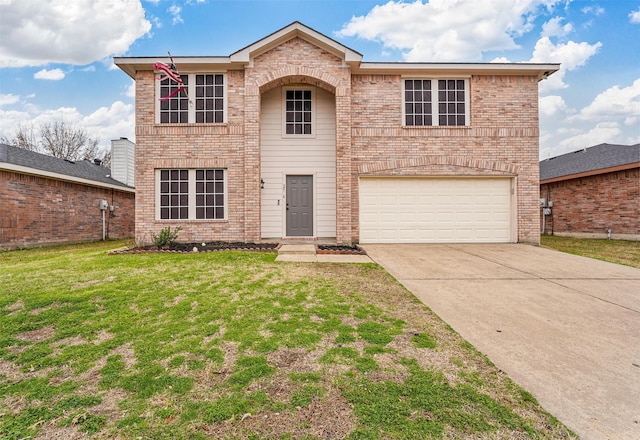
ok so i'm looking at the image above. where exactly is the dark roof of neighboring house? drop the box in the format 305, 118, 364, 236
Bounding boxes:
0, 143, 133, 190
540, 143, 640, 181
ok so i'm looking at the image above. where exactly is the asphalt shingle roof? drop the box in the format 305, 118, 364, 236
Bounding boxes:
540, 143, 640, 181
0, 143, 133, 189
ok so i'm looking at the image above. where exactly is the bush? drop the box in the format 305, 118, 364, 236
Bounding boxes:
152, 226, 182, 249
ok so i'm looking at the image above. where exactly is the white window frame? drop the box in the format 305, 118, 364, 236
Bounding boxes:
155, 73, 227, 124
156, 168, 227, 221
402, 77, 470, 127
282, 86, 316, 138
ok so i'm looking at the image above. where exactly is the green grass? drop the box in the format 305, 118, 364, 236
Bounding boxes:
541, 235, 640, 268
0, 240, 575, 439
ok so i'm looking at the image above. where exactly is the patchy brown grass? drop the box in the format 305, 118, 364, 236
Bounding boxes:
0, 241, 575, 439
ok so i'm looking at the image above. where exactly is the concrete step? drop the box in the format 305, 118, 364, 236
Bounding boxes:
277, 244, 316, 255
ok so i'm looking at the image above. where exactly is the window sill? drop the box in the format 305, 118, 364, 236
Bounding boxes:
154, 219, 228, 223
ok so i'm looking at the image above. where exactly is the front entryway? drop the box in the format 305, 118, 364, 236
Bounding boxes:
286, 175, 313, 236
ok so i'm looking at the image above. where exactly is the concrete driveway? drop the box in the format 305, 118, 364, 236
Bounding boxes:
363, 243, 640, 440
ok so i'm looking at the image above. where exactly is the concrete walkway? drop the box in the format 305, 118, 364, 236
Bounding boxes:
275, 244, 372, 263
363, 243, 640, 440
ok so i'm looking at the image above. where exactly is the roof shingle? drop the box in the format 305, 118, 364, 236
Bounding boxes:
0, 143, 133, 189
540, 143, 640, 181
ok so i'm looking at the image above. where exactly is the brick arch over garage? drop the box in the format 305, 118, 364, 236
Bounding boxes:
357, 156, 520, 175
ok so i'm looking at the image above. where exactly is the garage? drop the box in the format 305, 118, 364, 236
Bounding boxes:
359, 177, 514, 243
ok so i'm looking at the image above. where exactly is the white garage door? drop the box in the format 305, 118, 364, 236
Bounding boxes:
359, 177, 513, 243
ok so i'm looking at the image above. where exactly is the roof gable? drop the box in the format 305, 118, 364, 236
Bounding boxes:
540, 143, 640, 181
0, 143, 134, 191
115, 22, 558, 80
230, 21, 362, 66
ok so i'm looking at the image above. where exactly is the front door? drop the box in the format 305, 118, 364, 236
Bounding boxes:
286, 175, 313, 236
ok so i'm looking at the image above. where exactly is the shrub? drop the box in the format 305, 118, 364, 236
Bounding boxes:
152, 226, 182, 249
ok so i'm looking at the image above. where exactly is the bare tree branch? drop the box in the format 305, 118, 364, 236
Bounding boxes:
3, 118, 106, 165
1, 122, 39, 151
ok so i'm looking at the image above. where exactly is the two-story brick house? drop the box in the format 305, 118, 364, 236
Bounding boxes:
115, 22, 558, 246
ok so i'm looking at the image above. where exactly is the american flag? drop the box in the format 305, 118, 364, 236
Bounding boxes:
153, 54, 186, 101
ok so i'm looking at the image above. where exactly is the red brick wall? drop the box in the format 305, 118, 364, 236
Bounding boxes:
351, 74, 541, 244
132, 37, 542, 245
0, 170, 135, 249
540, 168, 640, 237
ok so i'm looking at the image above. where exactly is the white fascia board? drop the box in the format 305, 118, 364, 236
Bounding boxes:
355, 62, 560, 80
0, 163, 135, 193
114, 56, 240, 78
230, 22, 362, 65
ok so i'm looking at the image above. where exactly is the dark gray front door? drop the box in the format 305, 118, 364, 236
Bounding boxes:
286, 175, 313, 236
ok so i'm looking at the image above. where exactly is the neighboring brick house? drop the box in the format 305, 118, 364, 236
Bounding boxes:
0, 142, 135, 249
540, 143, 640, 240
115, 22, 558, 246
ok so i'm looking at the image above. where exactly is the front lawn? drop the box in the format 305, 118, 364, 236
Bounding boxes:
541, 235, 640, 268
0, 241, 574, 439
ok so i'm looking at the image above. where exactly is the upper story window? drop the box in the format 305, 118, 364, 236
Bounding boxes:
284, 89, 313, 135
404, 79, 468, 127
157, 74, 226, 124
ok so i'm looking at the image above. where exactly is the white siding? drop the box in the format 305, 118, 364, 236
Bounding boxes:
260, 87, 336, 238
110, 138, 135, 187
360, 177, 514, 243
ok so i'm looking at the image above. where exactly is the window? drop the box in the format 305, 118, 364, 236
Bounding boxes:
158, 169, 226, 220
160, 76, 189, 123
404, 79, 432, 126
157, 74, 225, 124
195, 169, 225, 219
195, 75, 224, 123
285, 89, 312, 135
404, 79, 468, 126
159, 169, 189, 219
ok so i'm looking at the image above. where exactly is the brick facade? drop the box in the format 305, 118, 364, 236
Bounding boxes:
122, 23, 551, 246
540, 168, 640, 239
0, 170, 135, 249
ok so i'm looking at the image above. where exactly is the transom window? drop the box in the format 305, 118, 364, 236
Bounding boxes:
404, 79, 468, 126
285, 89, 312, 135
158, 169, 226, 220
157, 74, 226, 124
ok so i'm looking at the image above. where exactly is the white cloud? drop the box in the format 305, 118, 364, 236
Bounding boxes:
581, 5, 605, 16
540, 79, 640, 156
558, 122, 621, 149
576, 79, 640, 123
168, 4, 183, 25
33, 68, 65, 80
337, 0, 564, 61
0, 101, 135, 148
81, 66, 96, 72
539, 95, 568, 116
630, 7, 640, 24
531, 36, 602, 92
125, 81, 136, 98
82, 101, 135, 144
541, 16, 573, 37
0, 93, 20, 106
0, 0, 151, 67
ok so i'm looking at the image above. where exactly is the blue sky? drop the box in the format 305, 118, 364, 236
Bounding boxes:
1, 0, 638, 159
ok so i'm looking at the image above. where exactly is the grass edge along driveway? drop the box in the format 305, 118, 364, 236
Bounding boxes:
0, 241, 575, 439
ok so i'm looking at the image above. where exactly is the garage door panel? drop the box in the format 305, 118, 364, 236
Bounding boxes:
360, 178, 512, 243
